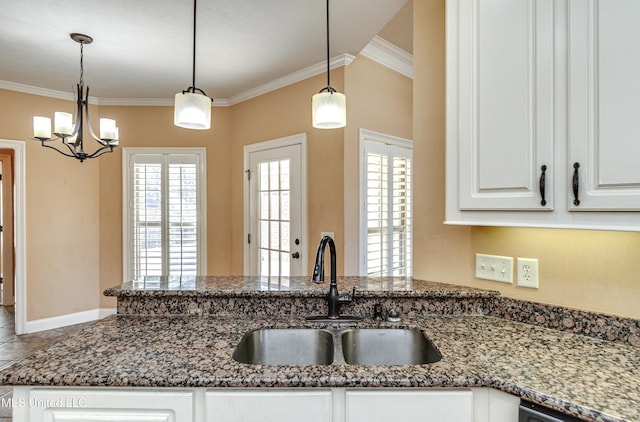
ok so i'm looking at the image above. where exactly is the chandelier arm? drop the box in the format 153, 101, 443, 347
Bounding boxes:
85, 145, 115, 159
39, 142, 83, 159
82, 86, 108, 145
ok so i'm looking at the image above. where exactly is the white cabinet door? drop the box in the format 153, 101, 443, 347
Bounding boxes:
205, 390, 332, 422
450, 0, 555, 211
13, 387, 194, 422
345, 390, 473, 422
567, 0, 640, 210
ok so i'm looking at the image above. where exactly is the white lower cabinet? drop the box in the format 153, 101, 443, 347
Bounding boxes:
204, 390, 332, 422
12, 387, 194, 421
345, 390, 473, 422
473, 388, 521, 422
12, 386, 520, 422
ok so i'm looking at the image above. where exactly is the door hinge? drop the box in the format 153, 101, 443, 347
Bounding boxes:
245, 169, 251, 181
248, 233, 251, 244
0, 225, 3, 233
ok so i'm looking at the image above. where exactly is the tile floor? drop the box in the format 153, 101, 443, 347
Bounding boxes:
0, 306, 92, 421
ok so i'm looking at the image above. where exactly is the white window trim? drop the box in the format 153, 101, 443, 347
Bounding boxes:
243, 133, 308, 276
122, 147, 207, 280
358, 129, 413, 276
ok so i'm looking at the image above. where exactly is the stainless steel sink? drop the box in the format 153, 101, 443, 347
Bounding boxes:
232, 329, 334, 365
340, 328, 442, 365
232, 327, 441, 366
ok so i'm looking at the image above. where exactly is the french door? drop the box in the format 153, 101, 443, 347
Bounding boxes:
245, 134, 307, 277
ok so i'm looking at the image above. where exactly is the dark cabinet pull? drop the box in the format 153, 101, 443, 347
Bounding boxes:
539, 165, 547, 206
572, 162, 580, 206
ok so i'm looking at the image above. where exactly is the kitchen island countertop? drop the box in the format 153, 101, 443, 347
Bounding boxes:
1, 313, 638, 422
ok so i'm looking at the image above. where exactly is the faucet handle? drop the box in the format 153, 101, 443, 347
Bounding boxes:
338, 287, 357, 305
373, 303, 383, 321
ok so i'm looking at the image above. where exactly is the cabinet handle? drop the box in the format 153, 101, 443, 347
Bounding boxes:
539, 165, 547, 206
572, 162, 581, 206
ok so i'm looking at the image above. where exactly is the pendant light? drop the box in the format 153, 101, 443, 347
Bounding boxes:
174, 0, 213, 130
312, 0, 346, 129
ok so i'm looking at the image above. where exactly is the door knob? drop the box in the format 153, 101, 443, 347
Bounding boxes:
291, 252, 300, 259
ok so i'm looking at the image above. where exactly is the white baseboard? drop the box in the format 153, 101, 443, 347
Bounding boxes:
24, 308, 117, 334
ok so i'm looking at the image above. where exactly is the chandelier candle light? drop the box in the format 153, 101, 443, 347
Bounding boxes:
312, 0, 346, 129
32, 33, 119, 162
174, 0, 213, 130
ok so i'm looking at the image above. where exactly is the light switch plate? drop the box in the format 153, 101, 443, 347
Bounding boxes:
475, 254, 513, 283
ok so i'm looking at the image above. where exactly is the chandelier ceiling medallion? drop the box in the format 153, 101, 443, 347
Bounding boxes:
32, 33, 119, 162
174, 0, 214, 130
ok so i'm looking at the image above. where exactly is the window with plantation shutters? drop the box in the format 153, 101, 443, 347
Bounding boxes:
360, 133, 412, 277
123, 148, 206, 280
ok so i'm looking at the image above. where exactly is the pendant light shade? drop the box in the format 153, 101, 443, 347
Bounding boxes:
312, 90, 346, 129
174, 91, 211, 130
174, 0, 213, 130
312, 0, 346, 129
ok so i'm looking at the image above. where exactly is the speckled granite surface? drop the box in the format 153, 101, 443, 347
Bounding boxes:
104, 276, 499, 297
490, 297, 640, 348
1, 315, 638, 422
105, 276, 640, 348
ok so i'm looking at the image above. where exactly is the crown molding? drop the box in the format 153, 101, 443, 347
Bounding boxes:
359, 35, 413, 79
226, 53, 356, 106
0, 53, 357, 107
0, 80, 100, 104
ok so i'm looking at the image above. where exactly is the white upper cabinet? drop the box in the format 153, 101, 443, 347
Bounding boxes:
453, 0, 555, 211
446, 0, 640, 230
567, 0, 640, 211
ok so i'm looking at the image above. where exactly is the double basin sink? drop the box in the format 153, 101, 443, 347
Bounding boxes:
232, 328, 441, 366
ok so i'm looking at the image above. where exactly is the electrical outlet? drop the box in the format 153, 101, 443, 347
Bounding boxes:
517, 257, 539, 288
475, 254, 513, 283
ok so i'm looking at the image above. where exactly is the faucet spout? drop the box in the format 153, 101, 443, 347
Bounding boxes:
311, 235, 336, 283
307, 235, 360, 321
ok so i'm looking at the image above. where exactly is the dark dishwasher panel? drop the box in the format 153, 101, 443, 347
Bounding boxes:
519, 400, 582, 422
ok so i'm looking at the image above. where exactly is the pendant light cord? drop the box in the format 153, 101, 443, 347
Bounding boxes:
192, 0, 197, 89
325, 0, 330, 88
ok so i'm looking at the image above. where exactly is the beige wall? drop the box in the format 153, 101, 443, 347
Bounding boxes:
0, 90, 101, 320
2, 56, 409, 317
343, 56, 413, 274
228, 70, 346, 275
97, 105, 233, 308
413, 0, 640, 319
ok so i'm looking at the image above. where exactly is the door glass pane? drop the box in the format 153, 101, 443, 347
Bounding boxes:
257, 158, 292, 277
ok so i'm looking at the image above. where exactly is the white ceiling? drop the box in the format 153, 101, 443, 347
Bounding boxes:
0, 0, 409, 103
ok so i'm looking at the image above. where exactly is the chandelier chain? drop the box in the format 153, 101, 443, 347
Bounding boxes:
79, 41, 84, 86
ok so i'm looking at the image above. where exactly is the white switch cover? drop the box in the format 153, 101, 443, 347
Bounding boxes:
517, 257, 539, 288
475, 254, 513, 283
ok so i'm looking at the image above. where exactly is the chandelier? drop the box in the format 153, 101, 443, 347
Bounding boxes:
312, 0, 346, 129
174, 0, 213, 130
32, 33, 119, 163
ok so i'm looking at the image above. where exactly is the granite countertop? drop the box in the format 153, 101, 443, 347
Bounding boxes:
104, 276, 500, 298
1, 314, 639, 422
